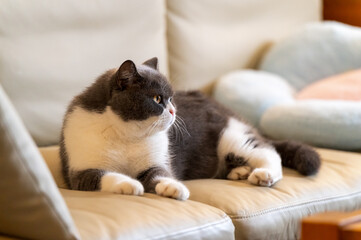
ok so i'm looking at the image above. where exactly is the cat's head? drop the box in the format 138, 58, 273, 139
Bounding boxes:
108, 57, 175, 136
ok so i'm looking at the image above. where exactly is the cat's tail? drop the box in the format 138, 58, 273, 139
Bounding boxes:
271, 140, 321, 176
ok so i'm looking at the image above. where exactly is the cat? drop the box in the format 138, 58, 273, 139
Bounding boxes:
60, 57, 320, 201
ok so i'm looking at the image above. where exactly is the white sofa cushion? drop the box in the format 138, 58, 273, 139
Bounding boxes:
0, 0, 167, 146
167, 0, 321, 91
186, 149, 361, 240
39, 146, 235, 239
40, 146, 361, 240
60, 189, 235, 240
0, 85, 79, 240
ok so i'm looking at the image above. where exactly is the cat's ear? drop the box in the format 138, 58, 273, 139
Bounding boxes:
116, 60, 140, 90
143, 57, 158, 70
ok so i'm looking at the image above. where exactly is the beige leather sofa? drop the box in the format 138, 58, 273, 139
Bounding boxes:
1, 1, 361, 239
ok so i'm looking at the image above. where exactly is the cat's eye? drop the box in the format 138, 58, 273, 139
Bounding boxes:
169, 97, 173, 102
153, 95, 162, 104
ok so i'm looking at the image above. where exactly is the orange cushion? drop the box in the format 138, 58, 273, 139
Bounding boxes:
296, 69, 361, 101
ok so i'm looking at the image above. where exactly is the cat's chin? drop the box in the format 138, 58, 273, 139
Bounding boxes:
144, 115, 174, 136
157, 118, 175, 132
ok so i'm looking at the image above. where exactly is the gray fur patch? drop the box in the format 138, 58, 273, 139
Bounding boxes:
137, 166, 172, 192
169, 91, 234, 180
272, 140, 321, 175
59, 132, 71, 188
69, 169, 105, 191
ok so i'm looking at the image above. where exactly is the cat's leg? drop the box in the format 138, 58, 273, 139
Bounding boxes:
137, 166, 189, 200
245, 148, 283, 187
217, 118, 283, 187
69, 169, 144, 195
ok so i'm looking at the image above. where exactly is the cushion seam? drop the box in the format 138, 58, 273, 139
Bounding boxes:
228, 190, 361, 220
149, 214, 232, 240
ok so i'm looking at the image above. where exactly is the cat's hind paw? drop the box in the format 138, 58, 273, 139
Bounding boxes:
101, 173, 144, 195
227, 166, 252, 180
155, 177, 190, 200
248, 168, 282, 187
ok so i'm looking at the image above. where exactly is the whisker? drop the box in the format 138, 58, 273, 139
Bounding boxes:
176, 116, 191, 137
171, 117, 189, 144
174, 120, 185, 141
172, 121, 180, 141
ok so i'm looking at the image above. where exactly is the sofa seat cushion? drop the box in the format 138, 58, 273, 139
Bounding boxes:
60, 189, 234, 240
40, 147, 361, 240
184, 149, 361, 240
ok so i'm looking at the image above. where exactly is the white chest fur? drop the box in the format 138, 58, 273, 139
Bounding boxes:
63, 106, 170, 178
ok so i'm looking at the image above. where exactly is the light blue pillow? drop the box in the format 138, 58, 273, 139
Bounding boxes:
260, 101, 361, 150
260, 21, 361, 90
213, 70, 295, 127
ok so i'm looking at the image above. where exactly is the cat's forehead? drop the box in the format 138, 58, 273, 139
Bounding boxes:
137, 65, 173, 96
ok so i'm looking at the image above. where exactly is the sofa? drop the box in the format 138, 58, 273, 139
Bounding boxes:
1, 0, 361, 239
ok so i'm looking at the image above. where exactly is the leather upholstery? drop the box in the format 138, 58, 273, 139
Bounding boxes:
40, 147, 361, 240
60, 189, 234, 240
186, 149, 361, 239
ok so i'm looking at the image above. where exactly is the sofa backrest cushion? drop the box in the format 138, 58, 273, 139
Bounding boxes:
0, 84, 79, 240
0, 0, 167, 146
167, 0, 321, 92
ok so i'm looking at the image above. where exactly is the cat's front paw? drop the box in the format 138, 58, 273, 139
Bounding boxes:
113, 180, 144, 195
155, 177, 190, 200
248, 168, 282, 187
101, 173, 144, 195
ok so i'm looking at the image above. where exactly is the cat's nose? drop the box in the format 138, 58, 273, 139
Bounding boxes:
169, 109, 175, 116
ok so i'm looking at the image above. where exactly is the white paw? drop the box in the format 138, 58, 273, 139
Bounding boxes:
155, 177, 190, 200
111, 179, 144, 195
227, 166, 252, 180
248, 168, 282, 187
101, 173, 144, 195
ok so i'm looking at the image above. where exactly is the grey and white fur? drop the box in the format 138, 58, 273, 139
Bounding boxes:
60, 58, 320, 200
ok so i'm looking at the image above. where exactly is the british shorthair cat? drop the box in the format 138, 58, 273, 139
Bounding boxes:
60, 57, 320, 200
